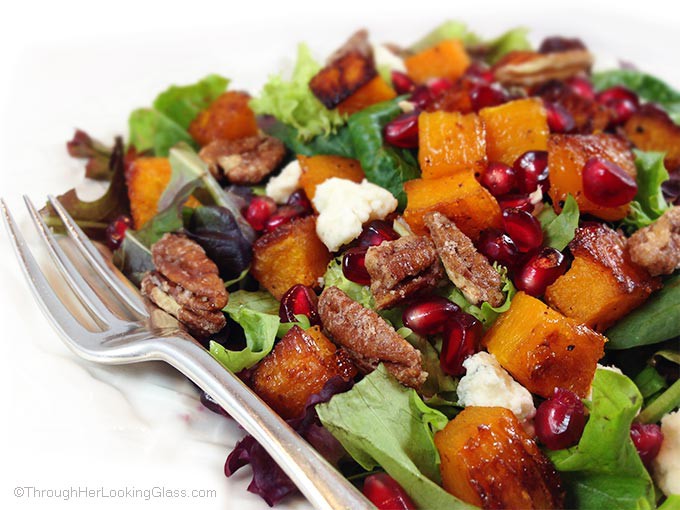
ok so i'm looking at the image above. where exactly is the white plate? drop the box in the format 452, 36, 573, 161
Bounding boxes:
1, 1, 678, 509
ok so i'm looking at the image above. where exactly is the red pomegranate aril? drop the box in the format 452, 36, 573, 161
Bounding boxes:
582, 157, 638, 207
363, 473, 416, 510
630, 422, 664, 468
285, 189, 313, 213
470, 84, 507, 111
391, 70, 415, 95
597, 86, 640, 125
358, 220, 400, 248
497, 193, 535, 213
440, 312, 482, 376
402, 296, 460, 336
279, 284, 321, 326
342, 247, 371, 285
502, 208, 543, 253
105, 215, 132, 250
480, 161, 518, 197
263, 205, 305, 233
477, 228, 519, 268
410, 85, 434, 109
545, 101, 576, 133
514, 247, 567, 296
535, 388, 586, 450
538, 36, 586, 53
427, 77, 454, 96
384, 111, 420, 149
245, 196, 277, 231
566, 76, 595, 100
513, 150, 549, 194
464, 62, 494, 85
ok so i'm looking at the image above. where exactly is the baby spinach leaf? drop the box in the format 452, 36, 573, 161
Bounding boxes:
111, 230, 154, 287
538, 194, 580, 251
153, 74, 229, 130
261, 117, 356, 158
409, 20, 481, 52
634, 366, 668, 400
638, 379, 680, 424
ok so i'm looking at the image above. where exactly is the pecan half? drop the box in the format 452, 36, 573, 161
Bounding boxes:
365, 235, 443, 309
493, 49, 594, 87
318, 286, 427, 389
628, 206, 680, 276
141, 233, 228, 337
425, 212, 504, 307
198, 134, 285, 184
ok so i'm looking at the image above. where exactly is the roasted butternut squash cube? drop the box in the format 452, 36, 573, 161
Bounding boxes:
251, 325, 356, 419
188, 91, 259, 146
403, 173, 502, 239
405, 39, 470, 84
545, 224, 659, 331
337, 76, 397, 115
624, 104, 680, 171
548, 133, 636, 221
298, 155, 365, 201
482, 292, 606, 398
251, 216, 332, 299
419, 111, 487, 179
435, 406, 565, 509
479, 98, 549, 166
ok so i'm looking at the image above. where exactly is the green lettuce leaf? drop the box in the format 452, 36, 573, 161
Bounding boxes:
262, 118, 356, 158
250, 44, 345, 140
623, 150, 672, 231
316, 365, 475, 510
323, 257, 375, 308
660, 495, 680, 510
128, 108, 196, 157
548, 369, 655, 509
153, 74, 229, 129
484, 27, 532, 64
538, 194, 580, 251
638, 378, 680, 424
409, 20, 481, 52
347, 98, 420, 208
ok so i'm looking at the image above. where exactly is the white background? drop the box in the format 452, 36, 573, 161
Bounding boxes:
0, 1, 678, 509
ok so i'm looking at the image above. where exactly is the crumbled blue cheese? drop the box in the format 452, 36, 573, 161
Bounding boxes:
372, 44, 406, 73
457, 351, 536, 422
313, 178, 398, 252
654, 410, 680, 496
265, 159, 301, 204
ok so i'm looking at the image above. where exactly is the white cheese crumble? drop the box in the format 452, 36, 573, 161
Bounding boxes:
372, 44, 406, 73
313, 178, 398, 252
265, 159, 301, 204
654, 410, 680, 496
457, 351, 536, 422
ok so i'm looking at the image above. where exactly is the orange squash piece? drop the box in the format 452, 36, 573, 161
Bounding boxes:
435, 407, 565, 509
188, 91, 259, 147
624, 104, 680, 171
419, 111, 487, 179
545, 224, 660, 331
403, 173, 502, 239
251, 216, 332, 299
483, 291, 606, 398
336, 76, 397, 115
479, 98, 549, 166
298, 155, 365, 201
251, 325, 356, 420
405, 39, 470, 84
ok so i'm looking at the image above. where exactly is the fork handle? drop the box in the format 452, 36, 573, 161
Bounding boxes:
154, 336, 374, 510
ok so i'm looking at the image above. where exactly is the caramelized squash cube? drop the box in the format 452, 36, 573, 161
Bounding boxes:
337, 76, 397, 115
547, 133, 636, 221
298, 155, 365, 201
252, 216, 332, 299
403, 173, 502, 239
309, 51, 376, 109
482, 291, 606, 398
435, 406, 564, 509
188, 91, 259, 146
479, 98, 549, 166
419, 111, 487, 179
624, 104, 680, 172
405, 39, 470, 84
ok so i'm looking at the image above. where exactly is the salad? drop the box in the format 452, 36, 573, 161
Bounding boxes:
44, 20, 680, 509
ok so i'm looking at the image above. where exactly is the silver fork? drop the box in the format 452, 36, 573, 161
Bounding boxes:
1, 196, 373, 510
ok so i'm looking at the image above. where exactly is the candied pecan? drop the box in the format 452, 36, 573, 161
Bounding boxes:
364, 235, 443, 310
628, 206, 680, 276
318, 286, 427, 389
198, 134, 285, 184
141, 233, 228, 337
425, 212, 504, 307
493, 49, 593, 87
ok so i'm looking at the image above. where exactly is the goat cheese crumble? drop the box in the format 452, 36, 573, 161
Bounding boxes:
654, 410, 680, 496
265, 159, 301, 204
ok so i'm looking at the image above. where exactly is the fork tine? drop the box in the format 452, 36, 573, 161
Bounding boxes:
47, 195, 148, 317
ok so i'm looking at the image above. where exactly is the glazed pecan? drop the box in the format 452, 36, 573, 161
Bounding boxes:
365, 235, 443, 310
318, 286, 427, 389
493, 49, 593, 87
628, 206, 680, 276
425, 212, 504, 307
198, 134, 285, 184
141, 233, 228, 337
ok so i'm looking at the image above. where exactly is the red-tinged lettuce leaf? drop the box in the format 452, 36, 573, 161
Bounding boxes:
66, 129, 115, 181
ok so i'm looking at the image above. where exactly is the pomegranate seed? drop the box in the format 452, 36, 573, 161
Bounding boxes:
535, 388, 586, 450
286, 189, 313, 213
402, 296, 460, 336
391, 70, 415, 95
538, 36, 586, 53
502, 208, 543, 253
566, 76, 595, 101
342, 247, 370, 285
263, 205, 306, 232
597, 86, 639, 125
363, 473, 416, 510
358, 220, 399, 248
630, 422, 664, 468
477, 228, 519, 268
427, 77, 454, 96
480, 161, 517, 197
409, 85, 434, 109
464, 62, 494, 85
245, 196, 277, 231
545, 101, 576, 133
497, 193, 535, 213
470, 84, 507, 111
384, 111, 420, 149
105, 215, 132, 250
514, 248, 567, 296
279, 284, 321, 326
582, 157, 638, 207
513, 150, 549, 194
440, 312, 483, 376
